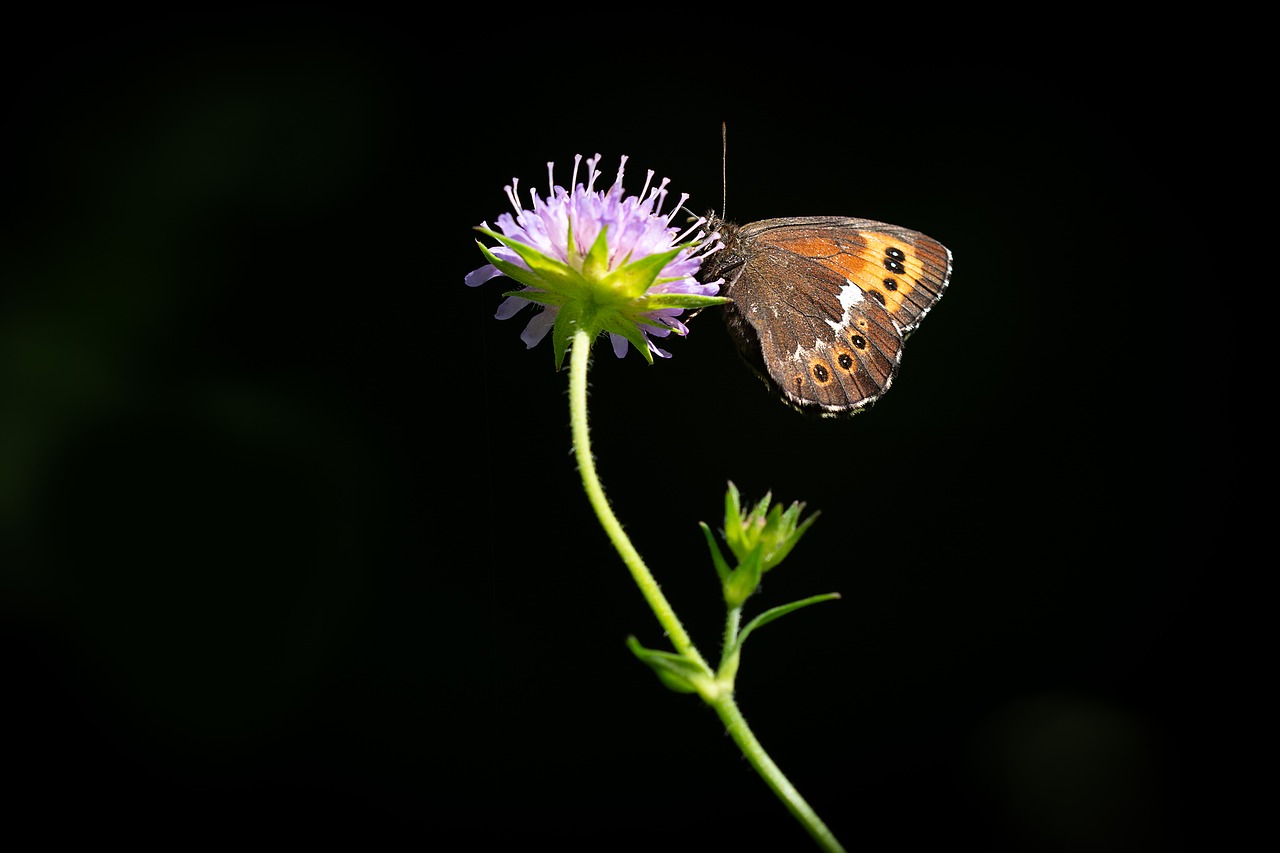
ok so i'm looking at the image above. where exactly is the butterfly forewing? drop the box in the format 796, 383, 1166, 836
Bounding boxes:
756, 218, 950, 334
853, 222, 951, 335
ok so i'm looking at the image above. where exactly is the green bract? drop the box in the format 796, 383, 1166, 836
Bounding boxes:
722, 481, 820, 574
475, 225, 727, 369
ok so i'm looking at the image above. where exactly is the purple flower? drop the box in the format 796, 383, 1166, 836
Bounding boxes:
467, 154, 728, 366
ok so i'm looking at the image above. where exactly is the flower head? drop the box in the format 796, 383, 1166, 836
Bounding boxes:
466, 154, 729, 366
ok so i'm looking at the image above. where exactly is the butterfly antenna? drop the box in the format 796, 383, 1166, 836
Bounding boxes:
720, 121, 728, 220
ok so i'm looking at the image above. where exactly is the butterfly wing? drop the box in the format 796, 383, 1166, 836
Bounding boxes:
719, 216, 952, 416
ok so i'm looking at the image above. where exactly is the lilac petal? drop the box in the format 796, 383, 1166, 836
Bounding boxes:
520, 308, 556, 348
495, 294, 531, 321
610, 333, 629, 358
488, 245, 522, 266
465, 265, 503, 288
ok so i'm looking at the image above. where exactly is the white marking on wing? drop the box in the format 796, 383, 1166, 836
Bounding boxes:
825, 280, 864, 333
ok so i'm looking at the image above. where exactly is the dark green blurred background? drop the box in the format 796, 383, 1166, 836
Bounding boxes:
5, 11, 1229, 851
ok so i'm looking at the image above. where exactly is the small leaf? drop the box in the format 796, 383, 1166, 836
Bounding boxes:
627, 637, 710, 695
732, 593, 842, 654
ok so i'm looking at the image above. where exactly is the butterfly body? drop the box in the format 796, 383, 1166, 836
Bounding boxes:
699, 215, 953, 417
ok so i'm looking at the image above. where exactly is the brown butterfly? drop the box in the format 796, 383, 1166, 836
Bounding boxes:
697, 215, 953, 417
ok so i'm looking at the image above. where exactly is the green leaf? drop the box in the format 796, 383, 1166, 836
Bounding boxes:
732, 593, 842, 654
627, 637, 710, 695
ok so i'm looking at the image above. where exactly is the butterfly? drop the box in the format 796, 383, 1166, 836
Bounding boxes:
697, 215, 953, 417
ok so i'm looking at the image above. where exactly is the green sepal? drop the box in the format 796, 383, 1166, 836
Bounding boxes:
729, 593, 842, 659
499, 288, 566, 309
699, 521, 733, 585
601, 246, 684, 299
723, 546, 764, 610
627, 636, 710, 695
474, 240, 548, 292
725, 481, 745, 544
551, 301, 588, 371
638, 293, 733, 311
722, 480, 820, 573
475, 227, 587, 293
761, 505, 821, 570
581, 223, 611, 281
599, 315, 656, 365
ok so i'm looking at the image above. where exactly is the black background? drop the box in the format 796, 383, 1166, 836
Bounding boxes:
4, 11, 1236, 852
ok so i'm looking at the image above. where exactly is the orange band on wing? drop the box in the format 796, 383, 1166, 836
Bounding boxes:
771, 233, 922, 316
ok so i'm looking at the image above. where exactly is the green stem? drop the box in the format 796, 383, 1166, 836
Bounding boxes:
720, 605, 743, 672
566, 330, 706, 666
565, 328, 846, 853
711, 694, 848, 853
